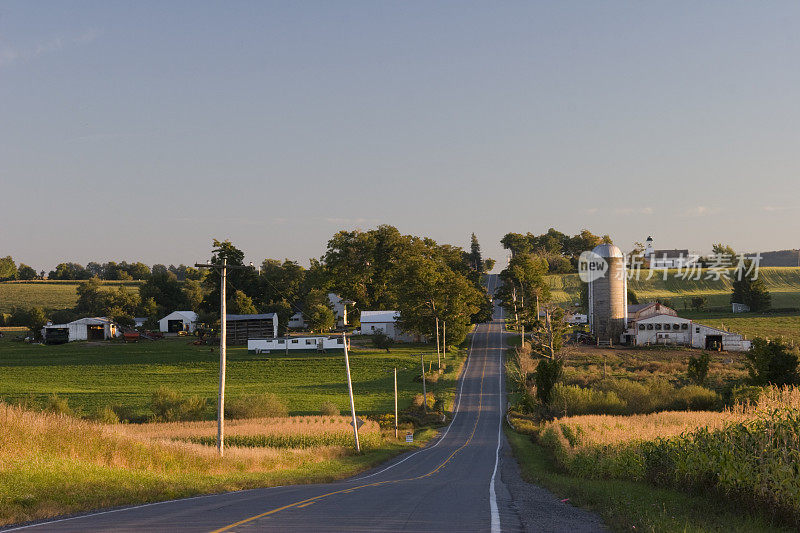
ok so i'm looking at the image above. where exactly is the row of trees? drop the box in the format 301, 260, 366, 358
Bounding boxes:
0, 256, 207, 282
501, 228, 612, 274
201, 227, 492, 344
0, 256, 37, 281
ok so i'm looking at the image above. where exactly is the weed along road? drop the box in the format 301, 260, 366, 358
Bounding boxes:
8, 277, 601, 532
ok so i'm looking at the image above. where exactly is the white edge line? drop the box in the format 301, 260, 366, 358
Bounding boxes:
350, 314, 481, 481
489, 320, 503, 533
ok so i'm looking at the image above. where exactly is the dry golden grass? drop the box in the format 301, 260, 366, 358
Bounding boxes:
117, 415, 380, 441
550, 410, 750, 447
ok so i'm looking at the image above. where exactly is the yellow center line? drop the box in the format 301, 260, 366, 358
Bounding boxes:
209, 324, 494, 533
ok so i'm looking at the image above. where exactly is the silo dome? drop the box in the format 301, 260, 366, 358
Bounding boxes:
588, 243, 628, 342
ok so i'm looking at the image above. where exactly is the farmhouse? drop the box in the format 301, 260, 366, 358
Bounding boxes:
42, 317, 121, 344
158, 310, 198, 333
643, 236, 696, 268
359, 310, 416, 342
226, 313, 278, 344
247, 335, 347, 354
621, 304, 751, 351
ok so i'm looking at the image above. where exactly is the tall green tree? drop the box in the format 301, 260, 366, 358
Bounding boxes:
139, 272, 187, 315
16, 263, 37, 280
0, 256, 17, 280
201, 240, 259, 314
468, 233, 483, 272
731, 260, 771, 311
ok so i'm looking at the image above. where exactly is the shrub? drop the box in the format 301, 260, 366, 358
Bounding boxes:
534, 357, 564, 405
92, 406, 120, 424
44, 394, 73, 416
730, 385, 763, 406
670, 385, 720, 411
320, 400, 339, 416
746, 338, 799, 387
150, 387, 208, 422
687, 352, 710, 385
372, 331, 395, 352
547, 384, 627, 417
225, 393, 288, 419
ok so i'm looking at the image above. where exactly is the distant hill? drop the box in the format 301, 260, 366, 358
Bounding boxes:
752, 250, 800, 267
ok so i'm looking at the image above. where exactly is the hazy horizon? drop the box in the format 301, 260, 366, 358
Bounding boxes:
2, 2, 799, 272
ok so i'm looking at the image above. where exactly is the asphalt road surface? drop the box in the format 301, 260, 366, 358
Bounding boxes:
8, 274, 604, 532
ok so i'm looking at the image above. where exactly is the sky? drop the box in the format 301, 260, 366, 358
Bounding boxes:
2, 1, 800, 273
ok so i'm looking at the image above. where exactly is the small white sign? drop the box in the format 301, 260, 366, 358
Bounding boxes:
405, 432, 413, 443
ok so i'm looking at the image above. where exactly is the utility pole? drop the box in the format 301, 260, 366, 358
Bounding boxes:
394, 367, 398, 439
343, 332, 360, 452
442, 320, 446, 359
420, 353, 427, 413
195, 258, 254, 457
435, 316, 441, 369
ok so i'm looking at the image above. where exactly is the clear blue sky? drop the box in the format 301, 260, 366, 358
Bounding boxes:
2, 1, 799, 272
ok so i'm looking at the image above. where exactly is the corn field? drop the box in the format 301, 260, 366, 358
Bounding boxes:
539, 387, 800, 524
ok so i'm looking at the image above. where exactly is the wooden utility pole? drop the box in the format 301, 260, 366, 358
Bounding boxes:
394, 367, 398, 439
435, 316, 441, 369
195, 258, 254, 457
218, 258, 226, 457
420, 353, 427, 413
343, 332, 360, 452
442, 321, 446, 359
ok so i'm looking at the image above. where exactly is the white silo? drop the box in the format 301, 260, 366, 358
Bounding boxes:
587, 243, 628, 342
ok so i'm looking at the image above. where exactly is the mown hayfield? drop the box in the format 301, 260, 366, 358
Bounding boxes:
0, 280, 143, 312
0, 403, 429, 526
0, 336, 462, 420
547, 266, 800, 309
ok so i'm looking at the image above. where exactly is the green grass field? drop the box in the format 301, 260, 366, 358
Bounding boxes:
0, 336, 461, 420
548, 266, 800, 310
0, 280, 142, 313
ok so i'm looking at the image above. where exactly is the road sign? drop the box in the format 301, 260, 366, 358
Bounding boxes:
405, 432, 413, 443
349, 416, 365, 430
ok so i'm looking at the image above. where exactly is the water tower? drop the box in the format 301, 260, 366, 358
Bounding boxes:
588, 244, 628, 342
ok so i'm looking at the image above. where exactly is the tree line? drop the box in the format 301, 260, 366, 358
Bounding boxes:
3, 226, 492, 345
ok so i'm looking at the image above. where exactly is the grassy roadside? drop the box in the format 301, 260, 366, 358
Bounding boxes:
504, 427, 789, 532
1, 403, 439, 527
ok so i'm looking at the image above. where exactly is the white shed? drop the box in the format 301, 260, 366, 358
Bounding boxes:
359, 310, 416, 342
43, 317, 120, 343
159, 311, 199, 333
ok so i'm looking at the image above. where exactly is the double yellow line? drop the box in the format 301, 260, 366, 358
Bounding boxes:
209, 324, 493, 533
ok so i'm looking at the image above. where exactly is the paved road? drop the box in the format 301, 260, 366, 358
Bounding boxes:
9, 274, 603, 532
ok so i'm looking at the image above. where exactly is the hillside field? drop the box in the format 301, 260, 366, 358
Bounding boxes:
0, 336, 461, 421
0, 280, 142, 313
547, 266, 800, 309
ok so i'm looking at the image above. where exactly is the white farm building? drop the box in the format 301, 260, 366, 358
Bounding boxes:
359, 310, 417, 342
159, 311, 199, 333
621, 304, 751, 351
42, 317, 121, 344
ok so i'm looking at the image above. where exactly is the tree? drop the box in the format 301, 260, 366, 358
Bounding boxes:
690, 296, 707, 311
483, 258, 496, 272
16, 263, 37, 280
229, 290, 258, 315
746, 338, 799, 387
49, 262, 90, 280
712, 243, 736, 258
0, 256, 17, 280
731, 260, 771, 311
534, 358, 563, 405
183, 279, 206, 312
306, 304, 335, 332
468, 233, 483, 272
687, 352, 710, 385
498, 253, 550, 326
10, 307, 47, 339
201, 239, 259, 314
139, 272, 187, 315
